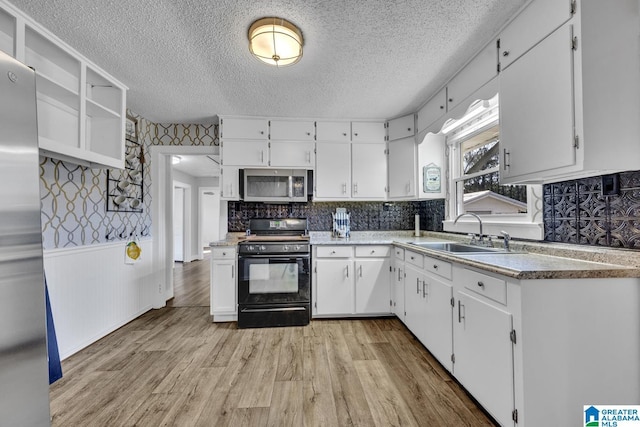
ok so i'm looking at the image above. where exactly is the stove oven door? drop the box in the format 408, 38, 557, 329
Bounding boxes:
237, 255, 310, 305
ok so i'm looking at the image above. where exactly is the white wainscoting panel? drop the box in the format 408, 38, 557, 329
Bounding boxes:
43, 238, 154, 360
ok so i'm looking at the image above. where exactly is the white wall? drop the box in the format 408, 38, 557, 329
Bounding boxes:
44, 239, 154, 360
173, 170, 199, 261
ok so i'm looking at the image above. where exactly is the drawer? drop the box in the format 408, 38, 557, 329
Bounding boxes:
212, 247, 236, 259
459, 268, 506, 305
355, 245, 391, 258
423, 255, 452, 280
405, 250, 424, 268
394, 247, 405, 261
315, 246, 353, 258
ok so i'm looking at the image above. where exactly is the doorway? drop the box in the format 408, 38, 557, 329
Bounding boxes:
150, 145, 220, 308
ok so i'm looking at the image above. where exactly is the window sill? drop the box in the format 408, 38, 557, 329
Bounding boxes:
442, 218, 544, 241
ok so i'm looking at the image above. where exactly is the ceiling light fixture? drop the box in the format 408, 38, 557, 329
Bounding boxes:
248, 17, 303, 67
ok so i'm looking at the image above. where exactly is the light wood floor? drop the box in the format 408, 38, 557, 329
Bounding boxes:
49, 252, 497, 426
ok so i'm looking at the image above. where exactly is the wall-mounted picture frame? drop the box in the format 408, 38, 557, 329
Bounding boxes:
125, 113, 139, 143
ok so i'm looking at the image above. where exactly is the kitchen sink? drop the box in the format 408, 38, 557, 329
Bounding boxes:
408, 241, 507, 254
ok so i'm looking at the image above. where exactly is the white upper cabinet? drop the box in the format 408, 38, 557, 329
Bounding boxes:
417, 88, 447, 135
269, 141, 315, 167
316, 121, 351, 142
270, 119, 315, 141
387, 137, 417, 199
221, 140, 269, 167
446, 41, 498, 112
351, 142, 387, 199
500, 24, 575, 181
498, 0, 573, 71
0, 7, 14, 57
314, 141, 351, 199
351, 121, 386, 143
387, 114, 415, 141
499, 0, 640, 183
220, 117, 268, 140
1, 1, 127, 169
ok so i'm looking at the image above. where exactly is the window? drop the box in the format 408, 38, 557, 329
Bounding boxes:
443, 94, 543, 240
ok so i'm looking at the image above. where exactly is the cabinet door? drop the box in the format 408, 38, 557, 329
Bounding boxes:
315, 259, 354, 315
352, 121, 386, 142
498, 0, 573, 71
355, 258, 391, 314
0, 8, 15, 57
316, 121, 350, 142
417, 88, 447, 134
221, 117, 268, 139
499, 23, 575, 183
387, 137, 417, 199
269, 141, 315, 167
447, 41, 497, 111
220, 166, 240, 200
351, 143, 387, 199
403, 264, 425, 340
422, 275, 453, 371
210, 259, 236, 315
453, 291, 514, 427
222, 140, 269, 167
387, 114, 415, 141
315, 142, 351, 199
270, 120, 315, 141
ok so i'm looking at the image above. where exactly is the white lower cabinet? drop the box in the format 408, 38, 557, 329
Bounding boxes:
421, 273, 453, 372
391, 247, 405, 320
453, 289, 514, 427
315, 258, 354, 316
313, 245, 392, 317
210, 247, 237, 321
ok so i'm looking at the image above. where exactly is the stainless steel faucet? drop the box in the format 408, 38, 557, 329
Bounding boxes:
500, 230, 511, 251
454, 212, 485, 245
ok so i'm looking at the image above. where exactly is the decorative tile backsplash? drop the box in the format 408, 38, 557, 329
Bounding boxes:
544, 171, 640, 249
227, 200, 446, 232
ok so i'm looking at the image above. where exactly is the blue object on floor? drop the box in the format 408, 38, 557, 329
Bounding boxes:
45, 278, 62, 384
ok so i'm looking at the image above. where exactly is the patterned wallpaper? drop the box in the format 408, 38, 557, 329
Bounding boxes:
39, 113, 219, 249
227, 200, 446, 232
544, 171, 640, 249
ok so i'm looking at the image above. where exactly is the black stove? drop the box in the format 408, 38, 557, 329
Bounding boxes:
237, 218, 311, 329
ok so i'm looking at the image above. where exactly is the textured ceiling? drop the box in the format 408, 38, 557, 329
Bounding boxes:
9, 0, 526, 124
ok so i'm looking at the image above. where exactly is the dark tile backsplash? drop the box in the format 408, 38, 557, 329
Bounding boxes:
544, 170, 640, 249
227, 200, 446, 233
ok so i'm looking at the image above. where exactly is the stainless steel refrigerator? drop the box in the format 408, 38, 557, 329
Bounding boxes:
0, 51, 51, 424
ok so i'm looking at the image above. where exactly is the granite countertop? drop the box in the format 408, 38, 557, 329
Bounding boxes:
211, 231, 640, 279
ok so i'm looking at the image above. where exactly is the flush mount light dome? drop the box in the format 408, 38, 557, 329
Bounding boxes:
248, 17, 303, 67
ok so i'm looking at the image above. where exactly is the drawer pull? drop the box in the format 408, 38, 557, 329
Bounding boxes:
477, 281, 484, 288
331, 250, 336, 254
370, 250, 375, 254
410, 256, 415, 260
433, 264, 438, 269
458, 300, 465, 323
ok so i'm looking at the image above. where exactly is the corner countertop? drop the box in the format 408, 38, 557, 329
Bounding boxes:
211, 231, 640, 280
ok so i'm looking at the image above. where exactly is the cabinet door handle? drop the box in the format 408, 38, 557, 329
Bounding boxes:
503, 148, 510, 170
398, 268, 402, 281
261, 150, 265, 163
439, 105, 444, 110
359, 265, 363, 278
416, 277, 420, 294
232, 266, 235, 279
353, 183, 358, 194
422, 281, 427, 298
306, 132, 311, 136
346, 265, 349, 278
306, 151, 311, 163
502, 50, 510, 57
259, 130, 264, 135
342, 183, 347, 194
458, 300, 465, 323
342, 132, 347, 137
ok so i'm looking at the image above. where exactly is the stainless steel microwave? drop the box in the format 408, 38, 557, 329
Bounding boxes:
240, 169, 312, 203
